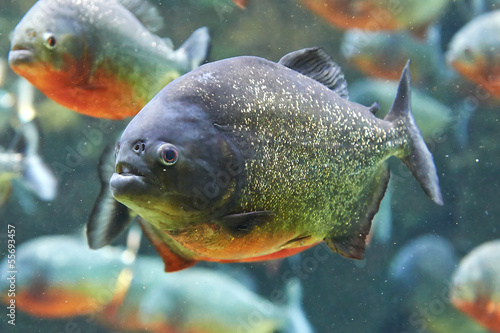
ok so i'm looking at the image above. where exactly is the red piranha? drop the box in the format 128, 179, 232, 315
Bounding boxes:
8, 0, 210, 120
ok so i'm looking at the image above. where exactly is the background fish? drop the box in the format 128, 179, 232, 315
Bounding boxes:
451, 240, 500, 332
300, 0, 452, 34
88, 47, 442, 272
446, 10, 500, 97
8, 0, 210, 119
0, 234, 312, 333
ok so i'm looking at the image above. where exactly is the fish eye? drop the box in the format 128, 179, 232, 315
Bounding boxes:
44, 33, 57, 49
157, 144, 178, 166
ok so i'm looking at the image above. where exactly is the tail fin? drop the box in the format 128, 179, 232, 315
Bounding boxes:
284, 278, 314, 333
385, 60, 443, 205
177, 27, 211, 70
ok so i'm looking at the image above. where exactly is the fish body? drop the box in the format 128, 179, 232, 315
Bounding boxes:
0, 235, 311, 333
301, 0, 451, 33
89, 48, 442, 272
341, 30, 440, 84
446, 10, 500, 97
8, 0, 210, 119
451, 240, 500, 332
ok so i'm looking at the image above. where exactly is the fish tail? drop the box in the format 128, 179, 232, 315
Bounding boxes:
385, 60, 443, 205
284, 278, 314, 333
177, 27, 211, 70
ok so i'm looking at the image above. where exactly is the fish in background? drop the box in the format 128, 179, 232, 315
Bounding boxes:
341, 29, 442, 85
87, 47, 442, 272
450, 240, 500, 332
0, 235, 313, 333
8, 0, 210, 120
446, 10, 500, 98
385, 234, 488, 333
300, 0, 452, 35
0, 78, 57, 207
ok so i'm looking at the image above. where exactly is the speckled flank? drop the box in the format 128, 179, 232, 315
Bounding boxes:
168, 57, 409, 241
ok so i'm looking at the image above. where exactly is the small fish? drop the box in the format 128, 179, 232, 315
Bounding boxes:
0, 235, 312, 333
8, 0, 210, 119
88, 47, 443, 272
451, 240, 500, 333
233, 0, 248, 9
341, 29, 441, 84
300, 0, 451, 34
446, 10, 500, 98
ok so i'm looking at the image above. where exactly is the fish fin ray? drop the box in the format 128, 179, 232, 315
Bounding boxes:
87, 146, 132, 249
214, 211, 275, 237
385, 60, 443, 205
118, 0, 164, 32
177, 27, 211, 70
138, 219, 198, 272
279, 47, 349, 99
325, 164, 390, 259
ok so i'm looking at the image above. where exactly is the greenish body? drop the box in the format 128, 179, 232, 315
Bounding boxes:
8, 0, 209, 119
105, 48, 442, 270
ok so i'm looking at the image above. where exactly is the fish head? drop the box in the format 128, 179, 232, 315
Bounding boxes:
8, 1, 89, 89
110, 100, 243, 229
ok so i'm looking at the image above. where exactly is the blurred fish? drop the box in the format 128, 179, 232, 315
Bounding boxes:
0, 79, 56, 206
349, 79, 453, 139
87, 47, 442, 272
341, 29, 441, 84
300, 0, 451, 34
446, 10, 500, 98
0, 235, 312, 333
451, 240, 500, 332
234, 0, 248, 9
8, 0, 210, 119
389, 234, 457, 289
0, 121, 57, 206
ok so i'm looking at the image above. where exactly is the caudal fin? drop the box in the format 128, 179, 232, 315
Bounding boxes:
385, 60, 443, 205
177, 27, 211, 70
284, 278, 314, 333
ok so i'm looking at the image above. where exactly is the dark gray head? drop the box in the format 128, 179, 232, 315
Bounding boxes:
110, 98, 243, 229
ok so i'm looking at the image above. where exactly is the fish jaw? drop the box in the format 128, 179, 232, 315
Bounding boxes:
8, 47, 36, 67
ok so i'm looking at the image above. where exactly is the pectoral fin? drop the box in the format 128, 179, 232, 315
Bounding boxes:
214, 211, 275, 237
325, 165, 390, 259
138, 219, 198, 272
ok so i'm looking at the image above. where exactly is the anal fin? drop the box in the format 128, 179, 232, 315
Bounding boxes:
138, 218, 198, 272
325, 164, 390, 259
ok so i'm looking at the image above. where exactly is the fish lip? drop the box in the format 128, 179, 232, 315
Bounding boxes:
8, 46, 35, 66
116, 162, 144, 178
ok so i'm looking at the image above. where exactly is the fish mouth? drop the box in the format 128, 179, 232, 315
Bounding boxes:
8, 45, 35, 66
110, 162, 155, 199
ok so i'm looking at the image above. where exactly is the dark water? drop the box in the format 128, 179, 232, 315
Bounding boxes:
0, 1, 498, 332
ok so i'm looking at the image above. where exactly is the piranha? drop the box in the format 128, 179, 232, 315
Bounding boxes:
451, 240, 500, 333
8, 0, 210, 120
300, 0, 452, 35
446, 10, 500, 98
0, 235, 312, 333
87, 47, 443, 272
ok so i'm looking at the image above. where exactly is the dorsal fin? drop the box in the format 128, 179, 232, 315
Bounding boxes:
279, 47, 349, 99
118, 0, 164, 32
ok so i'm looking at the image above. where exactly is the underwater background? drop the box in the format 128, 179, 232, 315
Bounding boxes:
0, 0, 499, 332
